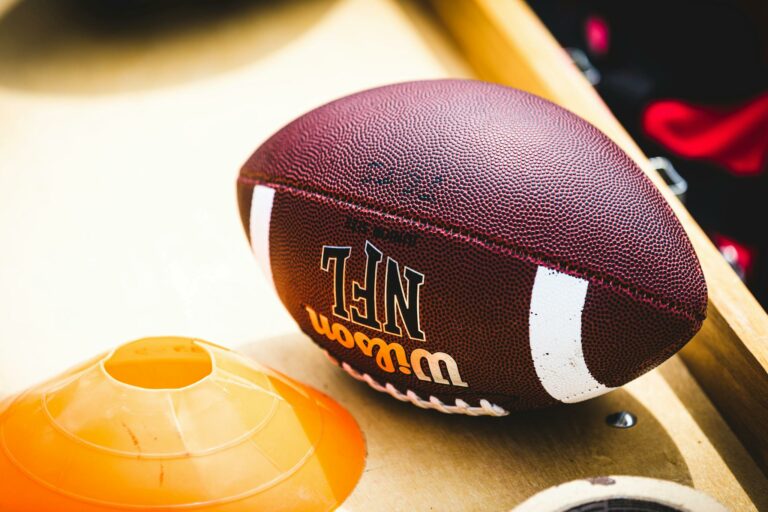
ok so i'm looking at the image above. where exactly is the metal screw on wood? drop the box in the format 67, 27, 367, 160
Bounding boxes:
606, 411, 637, 429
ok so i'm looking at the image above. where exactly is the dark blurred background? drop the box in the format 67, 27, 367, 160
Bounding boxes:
529, 0, 768, 309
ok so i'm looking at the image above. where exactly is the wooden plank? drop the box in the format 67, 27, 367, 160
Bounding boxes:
0, 0, 765, 509
428, 0, 768, 475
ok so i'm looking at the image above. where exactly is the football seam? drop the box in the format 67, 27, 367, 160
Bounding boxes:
238, 175, 705, 325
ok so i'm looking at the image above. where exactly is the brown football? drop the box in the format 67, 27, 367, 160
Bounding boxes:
237, 80, 707, 416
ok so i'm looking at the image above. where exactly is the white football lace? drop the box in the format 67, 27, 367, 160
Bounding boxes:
323, 351, 509, 417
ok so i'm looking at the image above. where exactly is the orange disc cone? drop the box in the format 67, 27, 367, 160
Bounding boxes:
0, 337, 365, 512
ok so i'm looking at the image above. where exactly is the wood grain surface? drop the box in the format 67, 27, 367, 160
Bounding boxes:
0, 0, 764, 510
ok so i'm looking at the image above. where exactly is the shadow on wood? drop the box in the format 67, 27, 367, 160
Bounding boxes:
239, 333, 691, 511
0, 0, 337, 95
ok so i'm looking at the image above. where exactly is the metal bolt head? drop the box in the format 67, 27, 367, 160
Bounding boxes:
606, 411, 637, 429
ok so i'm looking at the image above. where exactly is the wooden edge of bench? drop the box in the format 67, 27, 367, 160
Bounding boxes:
426, 0, 768, 475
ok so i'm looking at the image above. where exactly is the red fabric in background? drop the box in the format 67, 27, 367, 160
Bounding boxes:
585, 15, 610, 56
642, 92, 768, 176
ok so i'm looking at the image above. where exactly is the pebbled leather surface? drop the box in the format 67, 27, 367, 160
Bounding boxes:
237, 79, 707, 410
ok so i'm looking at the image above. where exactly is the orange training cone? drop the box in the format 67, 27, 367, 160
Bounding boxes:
0, 337, 365, 511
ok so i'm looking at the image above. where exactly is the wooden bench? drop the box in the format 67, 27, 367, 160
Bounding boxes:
0, 0, 764, 509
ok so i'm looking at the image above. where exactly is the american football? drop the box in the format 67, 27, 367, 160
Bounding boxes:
237, 79, 707, 416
